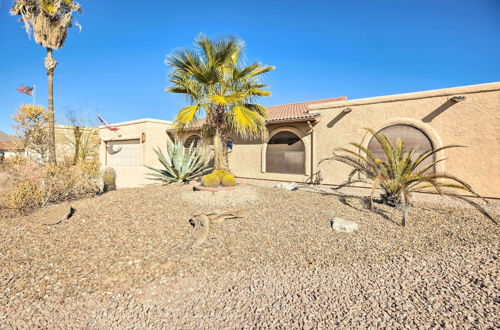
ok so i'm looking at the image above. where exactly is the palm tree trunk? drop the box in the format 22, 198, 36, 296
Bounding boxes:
213, 130, 226, 170
45, 48, 58, 164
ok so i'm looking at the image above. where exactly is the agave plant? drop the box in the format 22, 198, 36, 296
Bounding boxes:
145, 140, 213, 184
331, 128, 492, 226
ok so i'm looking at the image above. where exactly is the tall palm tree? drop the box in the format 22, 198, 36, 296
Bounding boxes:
11, 0, 82, 164
166, 35, 275, 170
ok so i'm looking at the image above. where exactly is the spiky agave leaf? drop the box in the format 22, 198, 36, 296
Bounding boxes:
145, 140, 213, 183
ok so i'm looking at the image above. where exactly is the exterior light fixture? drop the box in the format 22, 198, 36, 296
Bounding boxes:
141, 132, 146, 143
342, 108, 352, 113
450, 95, 466, 102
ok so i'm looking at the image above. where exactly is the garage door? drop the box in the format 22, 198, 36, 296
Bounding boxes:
106, 140, 141, 167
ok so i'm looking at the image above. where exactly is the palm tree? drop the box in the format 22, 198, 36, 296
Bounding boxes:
11, 0, 82, 164
166, 34, 275, 170
330, 128, 494, 226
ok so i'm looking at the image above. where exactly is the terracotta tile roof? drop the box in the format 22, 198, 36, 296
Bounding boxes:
0, 141, 13, 151
176, 96, 347, 131
265, 96, 347, 123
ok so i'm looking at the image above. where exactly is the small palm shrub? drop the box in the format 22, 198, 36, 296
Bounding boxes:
146, 140, 213, 184
332, 128, 489, 226
201, 173, 220, 187
221, 174, 237, 187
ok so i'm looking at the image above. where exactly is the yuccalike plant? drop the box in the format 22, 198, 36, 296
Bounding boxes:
330, 128, 494, 226
146, 140, 213, 184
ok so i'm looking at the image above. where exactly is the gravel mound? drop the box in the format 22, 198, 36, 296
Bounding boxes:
181, 185, 260, 209
1, 184, 498, 328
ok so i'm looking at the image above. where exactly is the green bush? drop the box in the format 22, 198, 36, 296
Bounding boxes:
201, 173, 220, 187
221, 174, 237, 187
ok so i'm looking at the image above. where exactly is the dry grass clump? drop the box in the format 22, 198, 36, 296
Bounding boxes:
0, 158, 100, 215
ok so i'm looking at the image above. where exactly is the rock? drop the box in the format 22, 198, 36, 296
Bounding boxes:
331, 217, 359, 233
274, 182, 299, 191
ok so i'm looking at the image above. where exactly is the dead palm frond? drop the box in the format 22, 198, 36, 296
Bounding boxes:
11, 0, 82, 50
330, 128, 496, 226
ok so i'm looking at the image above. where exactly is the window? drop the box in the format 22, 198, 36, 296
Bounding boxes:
184, 135, 201, 148
106, 139, 140, 167
367, 124, 435, 171
266, 131, 305, 174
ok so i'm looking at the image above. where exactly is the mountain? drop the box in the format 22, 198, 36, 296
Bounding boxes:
0, 130, 11, 142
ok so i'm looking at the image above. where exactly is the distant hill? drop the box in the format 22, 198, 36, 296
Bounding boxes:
0, 130, 12, 142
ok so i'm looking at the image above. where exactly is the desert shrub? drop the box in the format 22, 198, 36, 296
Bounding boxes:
221, 174, 237, 187
4, 179, 44, 213
146, 140, 213, 184
102, 167, 116, 192
43, 164, 100, 202
201, 173, 220, 187
0, 161, 100, 216
331, 128, 491, 226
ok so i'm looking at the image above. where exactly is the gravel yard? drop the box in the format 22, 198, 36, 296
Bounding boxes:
1, 184, 498, 328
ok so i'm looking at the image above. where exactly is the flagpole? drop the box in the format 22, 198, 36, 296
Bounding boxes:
33, 84, 36, 105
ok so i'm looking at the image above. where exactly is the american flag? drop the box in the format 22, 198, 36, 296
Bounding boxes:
16, 85, 34, 96
97, 114, 119, 131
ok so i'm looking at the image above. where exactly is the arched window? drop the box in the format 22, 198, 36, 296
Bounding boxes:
184, 135, 201, 148
367, 124, 435, 171
266, 131, 305, 174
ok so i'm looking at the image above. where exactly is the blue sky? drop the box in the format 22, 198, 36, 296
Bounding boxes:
1, 0, 499, 134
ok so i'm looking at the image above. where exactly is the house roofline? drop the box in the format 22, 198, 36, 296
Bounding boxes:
309, 82, 500, 110
98, 118, 172, 129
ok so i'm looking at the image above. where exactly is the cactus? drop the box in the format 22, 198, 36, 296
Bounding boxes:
103, 167, 116, 192
221, 174, 237, 187
201, 173, 221, 187
212, 169, 231, 180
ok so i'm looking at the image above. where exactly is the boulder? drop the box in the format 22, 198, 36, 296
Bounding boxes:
331, 217, 359, 233
274, 182, 299, 191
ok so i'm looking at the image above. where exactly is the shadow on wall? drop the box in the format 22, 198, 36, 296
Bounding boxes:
422, 99, 456, 123
327, 109, 351, 128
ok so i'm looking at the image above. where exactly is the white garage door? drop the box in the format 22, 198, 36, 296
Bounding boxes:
106, 140, 141, 167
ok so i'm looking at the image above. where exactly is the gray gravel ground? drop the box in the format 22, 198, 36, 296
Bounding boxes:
1, 184, 498, 328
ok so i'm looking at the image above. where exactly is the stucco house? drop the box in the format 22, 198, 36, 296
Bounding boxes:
0, 131, 21, 159
99, 118, 172, 188
99, 82, 500, 198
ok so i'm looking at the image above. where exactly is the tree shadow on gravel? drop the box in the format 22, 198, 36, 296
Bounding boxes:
300, 186, 401, 226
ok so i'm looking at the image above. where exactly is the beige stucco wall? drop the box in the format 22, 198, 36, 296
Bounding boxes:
55, 125, 99, 163
99, 118, 172, 188
223, 82, 500, 198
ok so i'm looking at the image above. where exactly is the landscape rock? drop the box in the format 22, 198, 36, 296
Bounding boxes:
331, 217, 359, 232
274, 182, 299, 191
